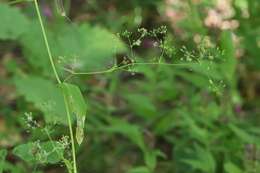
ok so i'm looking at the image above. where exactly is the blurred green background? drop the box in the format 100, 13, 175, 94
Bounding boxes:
0, 0, 260, 172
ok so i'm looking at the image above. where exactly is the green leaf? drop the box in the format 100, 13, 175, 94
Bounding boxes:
0, 149, 7, 173
13, 143, 35, 163
13, 141, 64, 164
104, 117, 145, 150
60, 82, 87, 145
182, 145, 215, 173
154, 114, 176, 135
220, 31, 236, 81
182, 113, 209, 142
19, 22, 126, 74
229, 124, 258, 144
19, 21, 54, 75
178, 60, 223, 80
55, 24, 126, 70
0, 3, 29, 40
224, 162, 242, 173
127, 166, 150, 173
14, 75, 68, 124
176, 70, 211, 89
234, 0, 248, 9
144, 149, 165, 171
124, 94, 157, 119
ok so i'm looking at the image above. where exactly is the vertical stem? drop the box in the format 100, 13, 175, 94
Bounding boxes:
63, 93, 78, 173
34, 0, 61, 84
33, 1, 77, 172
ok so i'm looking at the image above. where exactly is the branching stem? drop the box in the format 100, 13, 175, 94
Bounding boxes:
62, 62, 194, 82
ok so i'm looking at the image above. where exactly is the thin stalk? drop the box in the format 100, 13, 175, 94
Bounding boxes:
63, 93, 78, 173
34, 0, 61, 84
9, 0, 33, 5
62, 62, 192, 82
33, 1, 77, 172
64, 62, 193, 75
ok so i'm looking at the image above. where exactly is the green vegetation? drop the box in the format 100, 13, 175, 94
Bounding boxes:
0, 0, 259, 173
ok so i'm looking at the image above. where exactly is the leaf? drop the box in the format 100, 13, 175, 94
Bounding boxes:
234, 0, 248, 10
55, 24, 126, 70
144, 149, 165, 171
182, 113, 209, 142
104, 117, 145, 150
229, 124, 258, 144
242, 29, 260, 70
144, 151, 157, 171
182, 145, 215, 173
19, 21, 126, 75
19, 21, 54, 75
220, 31, 236, 82
14, 75, 68, 124
13, 141, 64, 164
127, 166, 150, 173
154, 114, 176, 135
176, 70, 211, 89
178, 60, 223, 80
124, 94, 157, 119
60, 82, 87, 145
224, 162, 242, 173
0, 4, 29, 40
104, 116, 165, 170
0, 149, 7, 173
13, 142, 34, 163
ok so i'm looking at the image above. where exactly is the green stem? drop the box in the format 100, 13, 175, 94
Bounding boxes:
33, 1, 77, 172
62, 62, 192, 82
63, 93, 78, 173
34, 0, 61, 84
9, 0, 33, 5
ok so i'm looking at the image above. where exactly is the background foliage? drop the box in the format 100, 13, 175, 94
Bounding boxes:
0, 0, 259, 173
